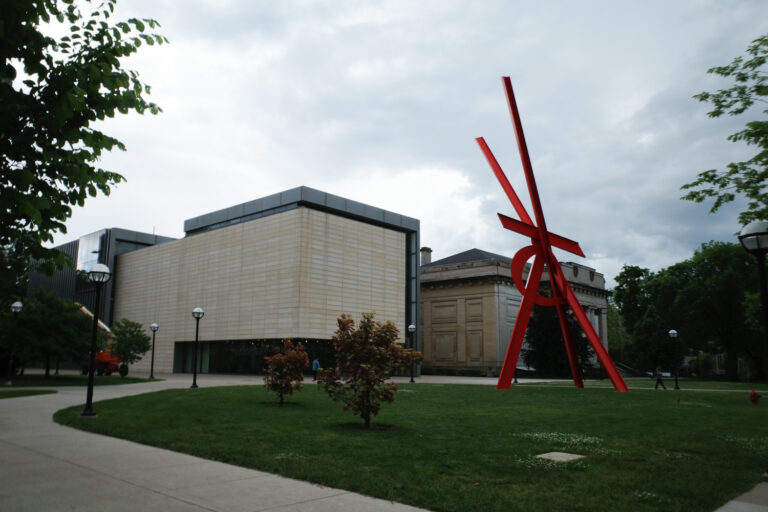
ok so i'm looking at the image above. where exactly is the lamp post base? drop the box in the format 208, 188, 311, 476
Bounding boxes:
81, 408, 97, 417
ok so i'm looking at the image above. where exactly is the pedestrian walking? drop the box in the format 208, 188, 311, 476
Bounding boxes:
312, 358, 320, 381
654, 366, 666, 390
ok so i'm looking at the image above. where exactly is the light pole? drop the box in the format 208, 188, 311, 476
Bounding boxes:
739, 220, 768, 381
149, 323, 159, 379
82, 264, 111, 417
407, 324, 416, 383
5, 301, 22, 385
668, 329, 679, 390
191, 307, 204, 388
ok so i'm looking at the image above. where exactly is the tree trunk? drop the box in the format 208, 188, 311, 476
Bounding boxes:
726, 347, 739, 381
363, 391, 371, 429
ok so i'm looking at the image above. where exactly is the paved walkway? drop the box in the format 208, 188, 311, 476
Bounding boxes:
1, 374, 766, 511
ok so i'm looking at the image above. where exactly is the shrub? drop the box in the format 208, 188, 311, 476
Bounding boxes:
319, 313, 421, 428
111, 319, 152, 372
264, 340, 309, 404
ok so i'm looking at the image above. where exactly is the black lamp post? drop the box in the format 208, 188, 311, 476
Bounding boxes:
191, 307, 204, 388
149, 323, 159, 379
5, 301, 22, 386
407, 324, 416, 383
739, 220, 768, 381
82, 264, 111, 417
668, 329, 679, 390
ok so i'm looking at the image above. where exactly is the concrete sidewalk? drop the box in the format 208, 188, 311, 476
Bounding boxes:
1, 373, 766, 511
0, 374, 430, 512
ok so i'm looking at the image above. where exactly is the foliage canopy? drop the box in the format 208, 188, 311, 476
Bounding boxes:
1, 289, 91, 377
110, 318, 150, 367
319, 313, 421, 428
613, 242, 758, 379
681, 34, 768, 225
1, 0, 166, 295
263, 340, 309, 405
522, 305, 593, 378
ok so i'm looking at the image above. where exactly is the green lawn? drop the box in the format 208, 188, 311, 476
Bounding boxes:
54, 383, 768, 512
0, 389, 56, 399
531, 377, 768, 392
5, 374, 155, 387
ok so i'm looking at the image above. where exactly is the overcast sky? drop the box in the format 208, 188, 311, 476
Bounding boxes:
51, 1, 767, 287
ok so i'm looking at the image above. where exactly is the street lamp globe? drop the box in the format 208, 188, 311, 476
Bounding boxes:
150, 323, 159, 332
192, 307, 205, 320
10, 301, 22, 314
739, 220, 768, 253
668, 329, 678, 339
87, 263, 112, 284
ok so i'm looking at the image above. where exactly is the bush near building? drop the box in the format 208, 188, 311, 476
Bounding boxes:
264, 340, 309, 405
319, 313, 421, 428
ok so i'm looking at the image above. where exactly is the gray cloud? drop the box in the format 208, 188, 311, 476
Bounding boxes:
52, 0, 768, 287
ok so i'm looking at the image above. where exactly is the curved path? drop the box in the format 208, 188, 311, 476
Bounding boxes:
0, 374, 430, 512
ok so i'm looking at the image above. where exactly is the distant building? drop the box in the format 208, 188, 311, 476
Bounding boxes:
419, 247, 609, 376
26, 228, 175, 325
28, 187, 420, 375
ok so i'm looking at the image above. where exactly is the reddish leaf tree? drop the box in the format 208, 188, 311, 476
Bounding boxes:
264, 340, 309, 405
319, 313, 422, 428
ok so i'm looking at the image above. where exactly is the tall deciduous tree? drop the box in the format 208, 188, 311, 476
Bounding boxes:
681, 34, 768, 225
4, 289, 92, 377
614, 242, 759, 380
612, 265, 651, 335
319, 313, 417, 429
0, 0, 167, 295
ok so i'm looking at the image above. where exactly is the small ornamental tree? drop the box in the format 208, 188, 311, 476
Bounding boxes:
319, 313, 421, 429
264, 340, 309, 405
111, 318, 151, 374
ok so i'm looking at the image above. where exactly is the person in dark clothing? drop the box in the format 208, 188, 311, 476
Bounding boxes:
654, 366, 666, 390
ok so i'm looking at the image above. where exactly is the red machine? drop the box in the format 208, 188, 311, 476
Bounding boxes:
76, 303, 128, 377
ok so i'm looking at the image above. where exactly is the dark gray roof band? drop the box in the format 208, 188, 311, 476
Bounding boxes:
183, 186, 419, 235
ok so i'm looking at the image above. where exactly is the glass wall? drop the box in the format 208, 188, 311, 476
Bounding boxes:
76, 230, 107, 272
173, 339, 333, 374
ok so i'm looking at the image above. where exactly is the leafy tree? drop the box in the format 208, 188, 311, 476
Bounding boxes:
0, 0, 167, 296
677, 242, 757, 379
741, 291, 764, 378
681, 34, 768, 225
263, 340, 309, 405
9, 289, 91, 377
522, 305, 593, 378
606, 299, 631, 357
612, 265, 651, 335
319, 313, 417, 429
615, 242, 759, 380
110, 318, 151, 371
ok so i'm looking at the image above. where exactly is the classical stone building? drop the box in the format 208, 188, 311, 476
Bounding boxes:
28, 187, 420, 375
419, 247, 609, 375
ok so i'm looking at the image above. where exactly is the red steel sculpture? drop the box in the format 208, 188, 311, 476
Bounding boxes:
476, 77, 628, 392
